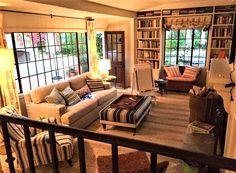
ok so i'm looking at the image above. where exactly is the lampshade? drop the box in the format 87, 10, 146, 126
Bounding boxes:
0, 48, 14, 72
98, 59, 111, 72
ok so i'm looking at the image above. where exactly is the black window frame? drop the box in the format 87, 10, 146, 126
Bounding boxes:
164, 29, 208, 67
6, 32, 89, 93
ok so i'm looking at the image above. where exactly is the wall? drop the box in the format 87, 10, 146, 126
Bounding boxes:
3, 12, 108, 32
106, 19, 134, 88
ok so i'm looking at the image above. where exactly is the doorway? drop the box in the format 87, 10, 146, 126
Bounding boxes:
105, 31, 125, 88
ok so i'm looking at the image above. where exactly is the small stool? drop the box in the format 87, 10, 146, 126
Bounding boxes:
97, 151, 169, 173
154, 79, 168, 96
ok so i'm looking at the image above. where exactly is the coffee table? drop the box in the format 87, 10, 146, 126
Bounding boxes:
99, 94, 152, 134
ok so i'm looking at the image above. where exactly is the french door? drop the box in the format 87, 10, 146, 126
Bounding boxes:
105, 31, 125, 88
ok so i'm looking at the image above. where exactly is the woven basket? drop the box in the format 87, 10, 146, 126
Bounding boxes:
189, 91, 219, 124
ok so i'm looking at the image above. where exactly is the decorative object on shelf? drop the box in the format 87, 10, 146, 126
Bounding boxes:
163, 15, 212, 30
98, 59, 111, 79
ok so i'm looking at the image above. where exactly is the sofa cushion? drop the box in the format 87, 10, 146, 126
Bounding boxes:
166, 76, 196, 82
45, 88, 66, 105
164, 66, 181, 77
69, 73, 88, 91
60, 86, 81, 106
86, 79, 105, 92
75, 85, 91, 97
93, 88, 117, 105
61, 98, 98, 125
31, 81, 70, 104
182, 66, 200, 79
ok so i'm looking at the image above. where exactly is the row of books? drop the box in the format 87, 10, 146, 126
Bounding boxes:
188, 120, 215, 134
137, 31, 160, 39
212, 28, 233, 37
138, 40, 160, 48
137, 20, 160, 28
162, 7, 213, 16
214, 15, 234, 25
137, 50, 160, 59
137, 11, 161, 17
138, 60, 159, 69
211, 39, 232, 48
214, 5, 235, 13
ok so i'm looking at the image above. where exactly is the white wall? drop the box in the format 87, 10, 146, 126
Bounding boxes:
106, 19, 135, 88
3, 13, 108, 32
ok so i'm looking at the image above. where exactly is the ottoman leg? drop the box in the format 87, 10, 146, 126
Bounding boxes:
102, 124, 106, 130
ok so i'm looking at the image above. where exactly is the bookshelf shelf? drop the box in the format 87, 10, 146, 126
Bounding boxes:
209, 5, 235, 62
137, 11, 161, 70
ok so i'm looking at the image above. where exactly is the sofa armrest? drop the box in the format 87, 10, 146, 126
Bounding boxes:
26, 103, 66, 123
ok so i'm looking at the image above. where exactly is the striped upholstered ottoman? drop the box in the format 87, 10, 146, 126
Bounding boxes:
99, 95, 152, 134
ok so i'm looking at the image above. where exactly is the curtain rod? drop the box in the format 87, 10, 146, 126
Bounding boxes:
0, 9, 94, 21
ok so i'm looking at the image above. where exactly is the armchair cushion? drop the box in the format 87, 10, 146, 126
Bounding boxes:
182, 66, 200, 79
166, 76, 196, 82
164, 66, 181, 77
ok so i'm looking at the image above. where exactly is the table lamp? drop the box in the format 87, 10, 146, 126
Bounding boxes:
98, 59, 111, 78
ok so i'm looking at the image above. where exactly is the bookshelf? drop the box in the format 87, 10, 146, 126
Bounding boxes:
137, 10, 161, 69
210, 5, 235, 62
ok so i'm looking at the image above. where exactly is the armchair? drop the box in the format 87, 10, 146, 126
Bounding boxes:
0, 105, 74, 172
132, 63, 157, 102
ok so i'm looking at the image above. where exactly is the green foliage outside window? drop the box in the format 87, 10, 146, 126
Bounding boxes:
96, 33, 103, 59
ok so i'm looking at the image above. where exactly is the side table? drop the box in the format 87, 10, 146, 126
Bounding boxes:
103, 75, 117, 87
154, 79, 168, 96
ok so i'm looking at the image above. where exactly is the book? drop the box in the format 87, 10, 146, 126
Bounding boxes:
188, 121, 215, 134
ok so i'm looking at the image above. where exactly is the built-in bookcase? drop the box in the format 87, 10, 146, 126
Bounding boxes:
136, 5, 236, 72
210, 5, 235, 61
137, 10, 161, 69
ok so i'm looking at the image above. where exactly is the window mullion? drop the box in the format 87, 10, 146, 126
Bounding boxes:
176, 30, 180, 65
190, 29, 195, 66
76, 33, 81, 74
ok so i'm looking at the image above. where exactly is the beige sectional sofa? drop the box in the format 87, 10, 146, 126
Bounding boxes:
24, 72, 117, 128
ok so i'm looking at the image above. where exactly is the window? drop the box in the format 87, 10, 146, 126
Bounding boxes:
5, 32, 89, 93
96, 32, 105, 59
164, 29, 208, 67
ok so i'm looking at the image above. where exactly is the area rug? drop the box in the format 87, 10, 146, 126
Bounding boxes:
5, 92, 189, 173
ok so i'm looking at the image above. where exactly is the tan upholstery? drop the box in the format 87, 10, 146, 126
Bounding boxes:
24, 72, 117, 128
62, 99, 98, 125
69, 72, 88, 90
30, 81, 70, 104
93, 88, 117, 105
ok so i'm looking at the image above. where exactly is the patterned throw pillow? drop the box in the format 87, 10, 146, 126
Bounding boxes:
164, 66, 181, 77
182, 66, 200, 79
45, 88, 66, 105
86, 79, 105, 92
75, 85, 91, 97
60, 86, 81, 106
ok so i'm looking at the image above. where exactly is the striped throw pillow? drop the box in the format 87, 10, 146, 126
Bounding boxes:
86, 79, 105, 92
182, 66, 200, 79
60, 86, 81, 106
45, 87, 66, 105
164, 66, 181, 77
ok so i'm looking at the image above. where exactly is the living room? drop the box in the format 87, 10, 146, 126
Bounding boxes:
0, 0, 236, 173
